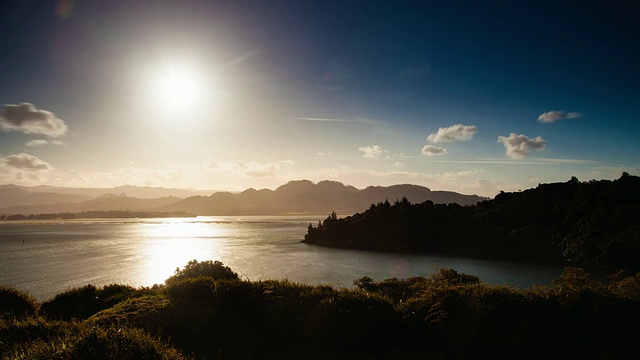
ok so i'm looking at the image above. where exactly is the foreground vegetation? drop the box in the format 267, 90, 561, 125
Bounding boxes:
304, 174, 640, 271
2, 260, 639, 359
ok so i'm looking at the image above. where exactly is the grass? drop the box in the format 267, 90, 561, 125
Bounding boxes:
0, 318, 185, 360
0, 287, 38, 319
2, 261, 640, 359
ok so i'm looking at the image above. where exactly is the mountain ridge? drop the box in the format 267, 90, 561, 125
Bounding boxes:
158, 180, 486, 215
0, 180, 487, 215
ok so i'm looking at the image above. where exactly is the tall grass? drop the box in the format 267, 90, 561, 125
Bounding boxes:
2, 260, 640, 359
0, 287, 38, 319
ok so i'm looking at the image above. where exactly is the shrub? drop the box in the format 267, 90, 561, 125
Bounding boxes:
610, 272, 640, 300
41, 284, 140, 320
66, 326, 186, 360
2, 320, 186, 360
0, 287, 38, 318
302, 289, 398, 350
354, 269, 480, 303
0, 317, 73, 356
164, 276, 219, 302
87, 295, 172, 334
165, 260, 239, 285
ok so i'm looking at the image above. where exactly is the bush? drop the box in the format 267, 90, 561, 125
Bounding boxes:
66, 326, 186, 360
41, 284, 140, 320
165, 260, 239, 285
0, 317, 73, 356
1, 319, 186, 360
0, 287, 38, 318
87, 295, 172, 334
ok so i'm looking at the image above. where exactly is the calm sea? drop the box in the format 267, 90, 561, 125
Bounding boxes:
0, 216, 560, 301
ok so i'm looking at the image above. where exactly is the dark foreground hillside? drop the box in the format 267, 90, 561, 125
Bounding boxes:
2, 260, 640, 359
304, 174, 640, 271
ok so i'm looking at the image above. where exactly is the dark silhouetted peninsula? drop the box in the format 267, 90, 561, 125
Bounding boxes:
304, 174, 640, 271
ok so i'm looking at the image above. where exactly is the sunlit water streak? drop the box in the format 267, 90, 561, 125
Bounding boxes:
0, 216, 560, 301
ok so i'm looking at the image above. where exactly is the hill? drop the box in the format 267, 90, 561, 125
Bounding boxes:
2, 260, 639, 359
0, 194, 182, 214
0, 185, 218, 215
0, 185, 92, 208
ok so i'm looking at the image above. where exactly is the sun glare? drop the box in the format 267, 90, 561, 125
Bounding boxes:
141, 219, 225, 285
151, 64, 208, 114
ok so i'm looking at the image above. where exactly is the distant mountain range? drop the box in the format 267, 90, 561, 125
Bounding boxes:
0, 180, 487, 216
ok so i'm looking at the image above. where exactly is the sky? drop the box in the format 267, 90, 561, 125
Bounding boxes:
0, 0, 638, 197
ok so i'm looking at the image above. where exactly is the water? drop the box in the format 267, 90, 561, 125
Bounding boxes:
0, 216, 560, 301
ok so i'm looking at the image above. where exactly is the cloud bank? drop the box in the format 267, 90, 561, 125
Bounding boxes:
421, 145, 448, 156
0, 103, 68, 137
497, 133, 546, 159
204, 160, 294, 178
427, 124, 477, 143
537, 110, 582, 123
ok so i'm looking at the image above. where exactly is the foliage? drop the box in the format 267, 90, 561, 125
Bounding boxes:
609, 272, 640, 300
304, 174, 640, 271
0, 287, 38, 319
354, 268, 480, 303
40, 284, 145, 320
0, 318, 185, 360
164, 260, 239, 285
3, 260, 640, 359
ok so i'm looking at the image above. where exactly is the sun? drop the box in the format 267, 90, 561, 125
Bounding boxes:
151, 64, 207, 114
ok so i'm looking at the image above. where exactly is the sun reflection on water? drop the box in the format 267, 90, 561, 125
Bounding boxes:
140, 218, 225, 285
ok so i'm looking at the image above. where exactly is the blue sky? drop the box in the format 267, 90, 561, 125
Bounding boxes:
0, 0, 638, 196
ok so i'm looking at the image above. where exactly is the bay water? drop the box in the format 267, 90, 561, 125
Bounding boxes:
0, 216, 560, 301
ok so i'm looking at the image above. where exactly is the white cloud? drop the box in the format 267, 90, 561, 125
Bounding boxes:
421, 144, 447, 156
24, 139, 65, 147
394, 161, 405, 167
1, 153, 53, 171
537, 110, 582, 123
436, 169, 480, 179
358, 145, 389, 159
0, 103, 68, 137
204, 160, 294, 178
497, 133, 546, 159
427, 124, 477, 143
45, 164, 186, 188
25, 139, 49, 147
317, 152, 332, 157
